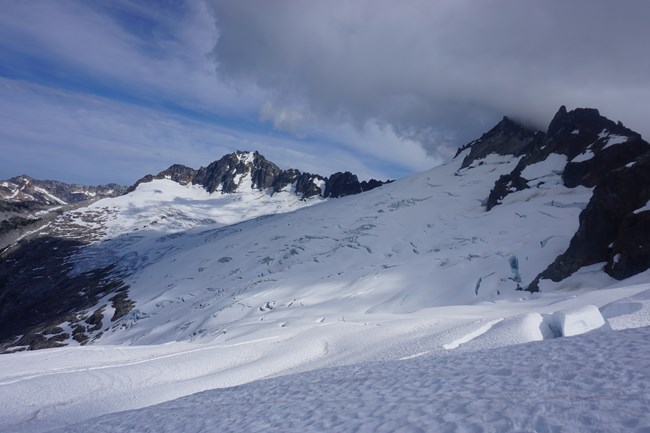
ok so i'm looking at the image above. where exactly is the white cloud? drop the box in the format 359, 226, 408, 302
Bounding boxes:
0, 0, 263, 117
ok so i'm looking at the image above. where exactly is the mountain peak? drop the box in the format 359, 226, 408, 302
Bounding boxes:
457, 116, 538, 169
548, 106, 602, 136
130, 150, 387, 200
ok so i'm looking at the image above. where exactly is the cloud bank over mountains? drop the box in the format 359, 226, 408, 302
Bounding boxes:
209, 0, 650, 154
1, 0, 649, 183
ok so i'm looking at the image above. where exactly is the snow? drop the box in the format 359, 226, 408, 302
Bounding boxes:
572, 149, 595, 163
442, 318, 503, 349
33, 186, 67, 205
8, 185, 20, 199
41, 325, 650, 433
72, 190, 97, 197
2, 151, 650, 432
634, 199, 650, 214
85, 178, 323, 239
520, 153, 567, 180
598, 130, 628, 150
313, 177, 326, 196
549, 304, 605, 337
2, 294, 649, 433
603, 135, 628, 149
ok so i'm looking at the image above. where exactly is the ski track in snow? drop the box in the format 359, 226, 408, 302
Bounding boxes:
442, 318, 504, 349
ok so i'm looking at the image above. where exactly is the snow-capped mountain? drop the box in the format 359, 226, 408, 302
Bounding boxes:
0, 151, 386, 351
0, 176, 128, 250
0, 175, 126, 206
2, 106, 650, 433
130, 149, 387, 199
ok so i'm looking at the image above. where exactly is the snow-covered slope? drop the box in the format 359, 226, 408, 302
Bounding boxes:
71, 151, 594, 347
2, 109, 650, 432
3, 281, 650, 432
47, 324, 650, 433
88, 176, 323, 239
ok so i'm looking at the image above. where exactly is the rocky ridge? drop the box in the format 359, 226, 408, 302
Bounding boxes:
0, 176, 126, 206
455, 106, 650, 290
129, 151, 389, 199
0, 177, 128, 250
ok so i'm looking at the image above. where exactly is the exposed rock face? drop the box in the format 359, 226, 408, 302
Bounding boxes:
324, 172, 363, 198
0, 236, 129, 352
456, 106, 650, 290
530, 152, 650, 289
485, 170, 529, 211
460, 117, 538, 169
128, 164, 197, 193
132, 150, 387, 200
194, 151, 282, 193
607, 210, 650, 279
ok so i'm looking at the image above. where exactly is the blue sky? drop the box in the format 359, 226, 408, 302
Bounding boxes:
1, 0, 649, 185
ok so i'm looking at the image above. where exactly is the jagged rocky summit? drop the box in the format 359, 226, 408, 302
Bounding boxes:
129, 150, 388, 199
456, 106, 650, 290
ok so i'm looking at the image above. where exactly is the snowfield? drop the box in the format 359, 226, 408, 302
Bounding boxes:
53, 325, 650, 433
3, 283, 650, 433
2, 150, 650, 432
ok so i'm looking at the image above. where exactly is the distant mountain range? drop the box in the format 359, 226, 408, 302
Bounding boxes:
129, 150, 389, 199
1, 105, 650, 354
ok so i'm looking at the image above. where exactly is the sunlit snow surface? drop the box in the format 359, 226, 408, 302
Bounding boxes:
2, 152, 650, 432
55, 325, 650, 433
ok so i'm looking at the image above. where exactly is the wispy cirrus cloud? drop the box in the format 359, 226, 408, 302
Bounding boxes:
0, 0, 261, 115
0, 0, 436, 184
0, 78, 403, 185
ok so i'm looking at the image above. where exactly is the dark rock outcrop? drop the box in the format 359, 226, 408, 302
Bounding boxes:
324, 172, 363, 198
562, 134, 648, 188
295, 173, 326, 198
0, 236, 130, 352
607, 210, 650, 279
459, 117, 538, 169
468, 107, 645, 211
529, 152, 650, 290
193, 151, 282, 193
128, 164, 197, 193
485, 170, 529, 211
